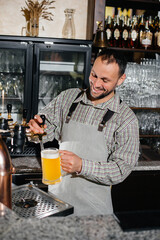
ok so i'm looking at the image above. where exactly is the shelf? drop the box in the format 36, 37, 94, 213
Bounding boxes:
104, 47, 160, 54
131, 107, 160, 111
105, 0, 160, 11
0, 71, 24, 75
140, 135, 160, 138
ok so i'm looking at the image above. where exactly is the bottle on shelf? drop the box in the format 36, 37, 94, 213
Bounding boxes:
149, 16, 155, 48
129, 15, 139, 48
141, 18, 153, 50
105, 16, 113, 47
121, 16, 130, 48
112, 15, 121, 47
156, 19, 160, 49
138, 15, 145, 48
154, 16, 159, 49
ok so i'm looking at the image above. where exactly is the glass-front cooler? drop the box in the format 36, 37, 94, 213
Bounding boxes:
0, 40, 33, 122
31, 41, 91, 116
0, 36, 92, 121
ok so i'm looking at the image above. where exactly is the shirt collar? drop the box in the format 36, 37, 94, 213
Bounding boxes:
74, 90, 121, 113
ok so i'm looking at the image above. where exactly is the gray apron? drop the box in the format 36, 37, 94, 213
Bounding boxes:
49, 106, 113, 216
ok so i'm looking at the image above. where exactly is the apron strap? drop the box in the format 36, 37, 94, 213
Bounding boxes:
98, 110, 114, 132
65, 90, 84, 123
65, 90, 122, 132
98, 98, 122, 132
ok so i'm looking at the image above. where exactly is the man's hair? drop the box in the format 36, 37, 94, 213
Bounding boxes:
97, 49, 127, 77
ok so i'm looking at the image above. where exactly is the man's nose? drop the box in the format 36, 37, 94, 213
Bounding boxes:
94, 77, 102, 88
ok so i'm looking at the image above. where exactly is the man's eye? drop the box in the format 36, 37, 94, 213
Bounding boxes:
103, 79, 108, 83
91, 73, 97, 78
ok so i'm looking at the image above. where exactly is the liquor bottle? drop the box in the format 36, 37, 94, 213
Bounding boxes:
141, 18, 153, 49
121, 16, 129, 48
154, 16, 159, 48
129, 16, 139, 48
105, 16, 113, 46
112, 15, 121, 47
148, 16, 155, 48
156, 19, 160, 49
138, 15, 145, 48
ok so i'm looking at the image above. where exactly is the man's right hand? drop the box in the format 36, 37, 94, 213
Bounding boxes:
28, 115, 47, 134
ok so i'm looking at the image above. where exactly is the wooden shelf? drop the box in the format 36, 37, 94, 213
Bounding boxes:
140, 135, 160, 138
131, 107, 160, 111
105, 46, 160, 54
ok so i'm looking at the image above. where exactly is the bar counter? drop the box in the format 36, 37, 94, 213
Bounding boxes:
1, 202, 160, 240
4, 156, 159, 238
11, 156, 160, 173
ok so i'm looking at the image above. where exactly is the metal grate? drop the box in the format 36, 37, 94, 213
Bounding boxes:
9, 146, 40, 157
12, 184, 73, 218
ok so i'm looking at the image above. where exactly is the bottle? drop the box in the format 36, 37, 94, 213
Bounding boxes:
62, 9, 76, 39
130, 16, 139, 48
148, 16, 155, 48
93, 21, 108, 48
138, 15, 145, 48
154, 16, 159, 49
156, 19, 160, 49
121, 16, 129, 48
141, 18, 153, 49
105, 16, 113, 46
112, 15, 121, 47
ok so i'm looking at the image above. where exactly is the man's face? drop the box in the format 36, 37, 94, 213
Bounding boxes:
89, 56, 125, 104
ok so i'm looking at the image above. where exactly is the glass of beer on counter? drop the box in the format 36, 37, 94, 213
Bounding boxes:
41, 148, 62, 185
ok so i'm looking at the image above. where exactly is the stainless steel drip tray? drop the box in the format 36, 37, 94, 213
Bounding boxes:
12, 184, 74, 218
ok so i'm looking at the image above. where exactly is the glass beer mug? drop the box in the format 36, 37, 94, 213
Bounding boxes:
41, 148, 62, 185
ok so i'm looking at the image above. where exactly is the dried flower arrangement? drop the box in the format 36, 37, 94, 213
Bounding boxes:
21, 0, 55, 36
21, 0, 55, 21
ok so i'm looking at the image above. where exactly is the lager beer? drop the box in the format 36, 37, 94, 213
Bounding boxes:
41, 148, 62, 185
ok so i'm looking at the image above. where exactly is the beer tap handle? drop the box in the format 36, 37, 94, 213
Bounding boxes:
23, 109, 28, 119
40, 115, 45, 128
26, 115, 46, 144
7, 104, 12, 120
22, 109, 28, 126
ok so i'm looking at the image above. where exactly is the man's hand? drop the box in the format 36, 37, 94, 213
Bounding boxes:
59, 150, 82, 174
28, 115, 47, 134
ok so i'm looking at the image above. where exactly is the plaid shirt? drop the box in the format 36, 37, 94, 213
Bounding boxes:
40, 88, 139, 185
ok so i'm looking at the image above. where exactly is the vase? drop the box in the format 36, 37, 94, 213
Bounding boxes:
30, 15, 39, 37
62, 9, 76, 39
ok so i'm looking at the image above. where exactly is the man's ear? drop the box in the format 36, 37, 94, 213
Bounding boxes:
117, 73, 126, 86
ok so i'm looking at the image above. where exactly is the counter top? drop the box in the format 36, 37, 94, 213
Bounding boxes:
11, 156, 160, 174
1, 202, 160, 240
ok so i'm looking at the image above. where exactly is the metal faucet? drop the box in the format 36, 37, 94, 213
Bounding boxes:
0, 135, 15, 209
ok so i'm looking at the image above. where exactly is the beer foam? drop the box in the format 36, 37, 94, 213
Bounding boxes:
41, 149, 59, 159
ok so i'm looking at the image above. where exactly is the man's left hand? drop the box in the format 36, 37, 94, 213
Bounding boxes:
59, 150, 82, 174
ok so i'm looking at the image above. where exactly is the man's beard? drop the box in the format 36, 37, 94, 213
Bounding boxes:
88, 86, 114, 100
